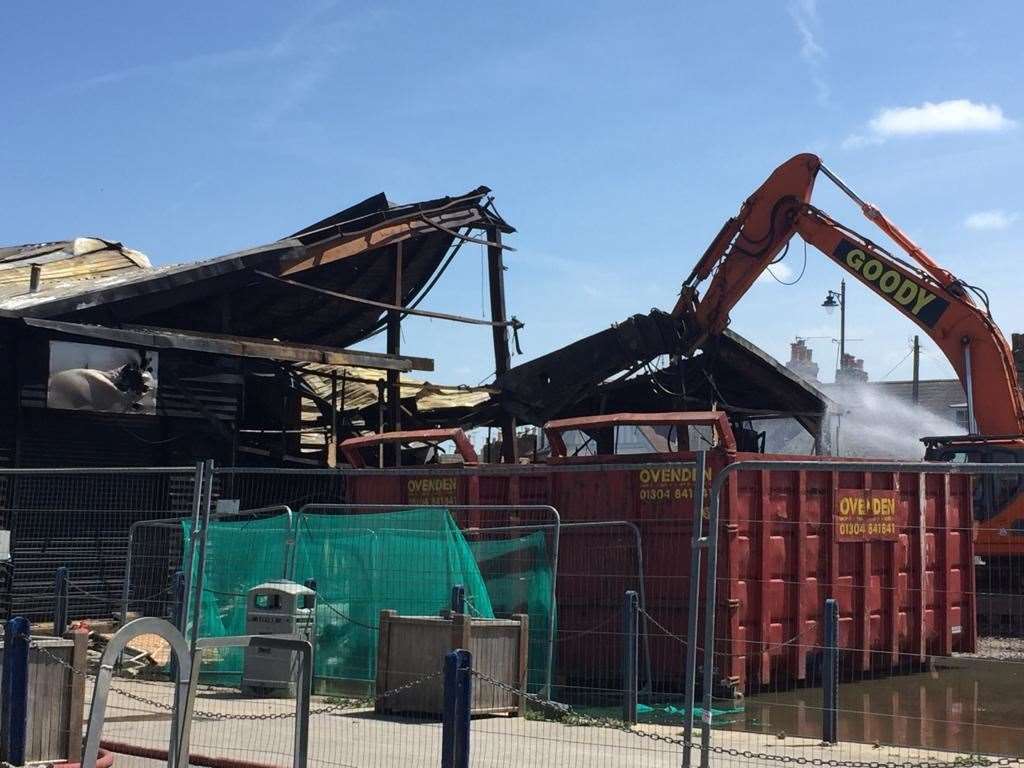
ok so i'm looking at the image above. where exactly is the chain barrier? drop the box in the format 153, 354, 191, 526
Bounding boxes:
317, 596, 380, 631
21, 626, 1024, 767
553, 613, 618, 642
64, 579, 123, 608
28, 634, 439, 722
470, 669, 1022, 768
200, 588, 383, 632
637, 605, 690, 647
637, 605, 812, 657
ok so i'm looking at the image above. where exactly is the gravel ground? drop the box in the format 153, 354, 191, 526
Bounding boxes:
961, 635, 1024, 661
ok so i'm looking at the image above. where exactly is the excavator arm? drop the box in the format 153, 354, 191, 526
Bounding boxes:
673, 153, 1024, 439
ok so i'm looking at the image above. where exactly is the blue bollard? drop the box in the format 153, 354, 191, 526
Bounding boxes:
451, 584, 465, 614
54, 567, 69, 637
822, 598, 839, 744
622, 590, 639, 723
2, 617, 30, 766
454, 648, 472, 768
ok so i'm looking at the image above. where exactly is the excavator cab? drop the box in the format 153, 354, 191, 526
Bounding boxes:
923, 435, 1024, 525
926, 435, 1024, 633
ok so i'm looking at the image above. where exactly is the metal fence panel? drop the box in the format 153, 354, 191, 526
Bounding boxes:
0, 466, 200, 622
700, 459, 1024, 766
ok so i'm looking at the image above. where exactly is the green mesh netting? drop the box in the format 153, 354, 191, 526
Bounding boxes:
184, 507, 516, 686
293, 508, 495, 682
467, 531, 555, 693
183, 514, 293, 679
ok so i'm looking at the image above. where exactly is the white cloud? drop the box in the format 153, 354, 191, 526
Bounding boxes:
870, 100, 1015, 136
964, 209, 1019, 231
844, 99, 1016, 148
787, 0, 829, 106
756, 262, 795, 284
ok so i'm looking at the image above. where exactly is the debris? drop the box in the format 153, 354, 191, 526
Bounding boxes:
81, 628, 169, 676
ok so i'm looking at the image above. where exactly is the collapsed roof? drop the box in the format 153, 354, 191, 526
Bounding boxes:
1, 187, 513, 373
286, 305, 833, 443
2, 193, 828, 450
480, 309, 832, 444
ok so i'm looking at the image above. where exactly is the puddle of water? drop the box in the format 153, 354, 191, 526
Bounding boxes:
724, 660, 1024, 756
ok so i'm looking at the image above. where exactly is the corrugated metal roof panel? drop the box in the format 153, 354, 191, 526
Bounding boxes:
0, 237, 152, 303
299, 364, 492, 413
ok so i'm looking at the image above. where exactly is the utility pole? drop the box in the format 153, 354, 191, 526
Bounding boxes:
911, 335, 920, 405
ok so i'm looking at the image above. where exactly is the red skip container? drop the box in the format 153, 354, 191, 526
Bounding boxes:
340, 412, 977, 695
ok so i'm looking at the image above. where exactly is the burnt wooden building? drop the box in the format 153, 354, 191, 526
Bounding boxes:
0, 189, 517, 618
0, 189, 516, 470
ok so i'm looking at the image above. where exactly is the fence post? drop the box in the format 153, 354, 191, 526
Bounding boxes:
441, 650, 458, 768
170, 571, 186, 631
622, 590, 639, 724
451, 584, 465, 614
682, 449, 707, 768
454, 648, 472, 768
54, 566, 69, 637
189, 459, 215, 651
1, 617, 30, 766
822, 598, 839, 744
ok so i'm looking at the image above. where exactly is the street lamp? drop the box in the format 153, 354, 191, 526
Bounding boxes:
822, 279, 848, 455
822, 279, 846, 373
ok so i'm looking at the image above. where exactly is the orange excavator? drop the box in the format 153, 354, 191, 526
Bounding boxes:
672, 153, 1024, 572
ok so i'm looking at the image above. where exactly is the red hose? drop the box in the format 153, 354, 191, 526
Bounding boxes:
100, 740, 286, 768
54, 747, 115, 768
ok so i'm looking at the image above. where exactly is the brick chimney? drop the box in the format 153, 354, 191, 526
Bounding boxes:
786, 339, 819, 381
836, 352, 868, 384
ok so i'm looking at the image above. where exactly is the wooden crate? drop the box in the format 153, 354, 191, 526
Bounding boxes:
0, 630, 88, 764
375, 610, 528, 717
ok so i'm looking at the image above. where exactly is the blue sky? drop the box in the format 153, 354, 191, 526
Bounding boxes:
3, 1, 1022, 386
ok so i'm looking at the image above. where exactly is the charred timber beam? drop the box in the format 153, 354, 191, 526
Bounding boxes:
419, 216, 516, 251
252, 271, 520, 328
22, 318, 431, 372
278, 209, 486, 276
487, 227, 517, 462
386, 242, 403, 466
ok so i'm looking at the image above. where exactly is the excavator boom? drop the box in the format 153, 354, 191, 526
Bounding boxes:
675, 154, 1024, 439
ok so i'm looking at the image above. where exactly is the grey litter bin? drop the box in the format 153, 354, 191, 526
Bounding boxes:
241, 580, 316, 697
